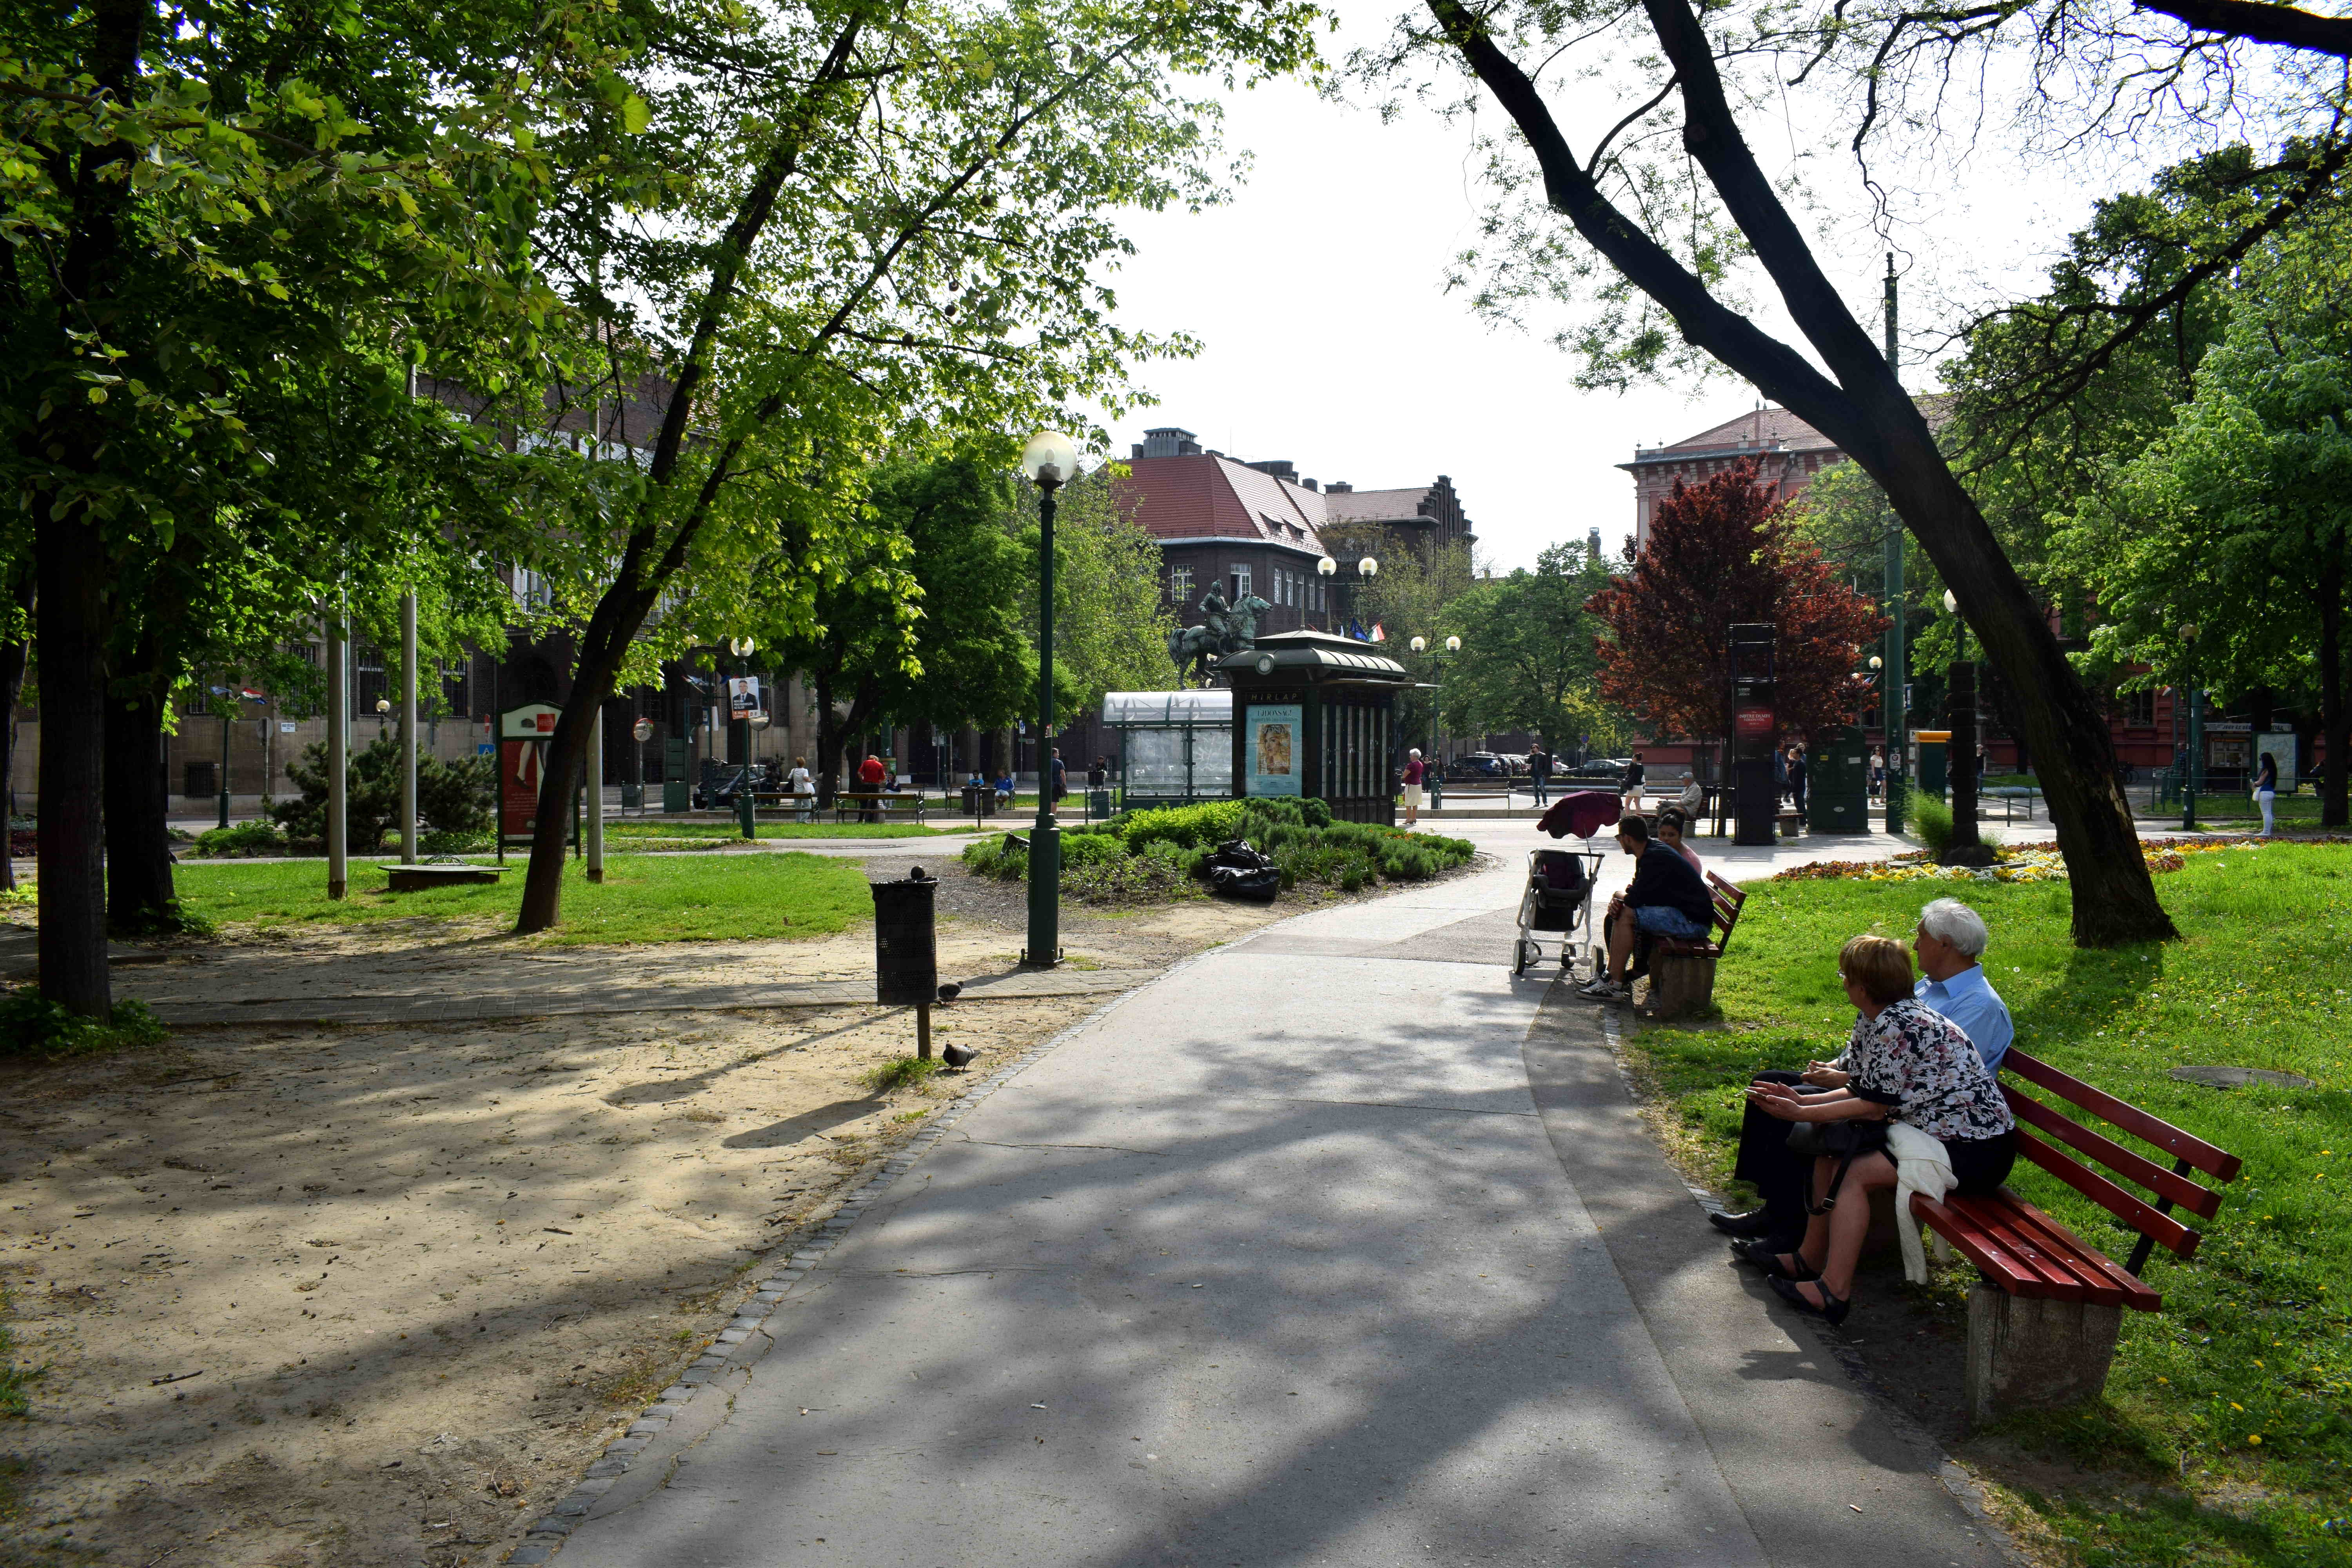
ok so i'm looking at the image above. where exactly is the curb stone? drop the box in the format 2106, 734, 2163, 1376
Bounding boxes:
497, 960, 1192, 1564
1590, 1004, 2033, 1568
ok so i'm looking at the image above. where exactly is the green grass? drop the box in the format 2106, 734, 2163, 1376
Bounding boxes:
1632, 842, 2352, 1565
599, 819, 960, 840
2172, 792, 2326, 823
171, 852, 874, 944
864, 1055, 944, 1094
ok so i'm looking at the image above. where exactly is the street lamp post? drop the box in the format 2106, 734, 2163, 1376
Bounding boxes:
1883, 524, 1908, 836
2180, 623, 2202, 831
1020, 430, 1078, 969
729, 637, 758, 840
1943, 588, 1966, 664
1316, 555, 1336, 633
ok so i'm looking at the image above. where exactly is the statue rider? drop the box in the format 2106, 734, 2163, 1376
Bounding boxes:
1198, 580, 1234, 652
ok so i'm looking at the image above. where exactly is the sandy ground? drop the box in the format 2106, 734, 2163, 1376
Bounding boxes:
0, 861, 1336, 1568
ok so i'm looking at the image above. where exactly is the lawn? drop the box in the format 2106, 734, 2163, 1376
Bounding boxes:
1631, 842, 2352, 1565
172, 852, 875, 944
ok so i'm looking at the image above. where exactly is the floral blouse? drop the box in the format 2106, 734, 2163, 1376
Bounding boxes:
1846, 997, 2015, 1143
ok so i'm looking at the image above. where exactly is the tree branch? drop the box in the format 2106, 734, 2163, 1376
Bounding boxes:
2133, 0, 2352, 57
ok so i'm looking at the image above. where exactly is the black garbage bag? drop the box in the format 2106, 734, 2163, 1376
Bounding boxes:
1205, 838, 1280, 901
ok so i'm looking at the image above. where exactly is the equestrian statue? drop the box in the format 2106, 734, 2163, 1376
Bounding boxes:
1167, 582, 1271, 683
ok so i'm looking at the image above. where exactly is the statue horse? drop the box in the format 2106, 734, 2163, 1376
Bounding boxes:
1167, 592, 1270, 681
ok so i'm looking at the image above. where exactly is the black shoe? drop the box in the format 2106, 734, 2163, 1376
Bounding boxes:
1731, 1239, 1818, 1280
1707, 1208, 1775, 1238
1770, 1273, 1850, 1325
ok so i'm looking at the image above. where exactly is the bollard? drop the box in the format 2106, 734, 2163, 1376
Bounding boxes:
871, 866, 940, 1058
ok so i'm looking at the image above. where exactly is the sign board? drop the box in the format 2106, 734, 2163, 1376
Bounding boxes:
1245, 703, 1302, 797
727, 677, 762, 720
477, 742, 494, 757
1734, 704, 1775, 739
278, 720, 297, 734
500, 702, 563, 740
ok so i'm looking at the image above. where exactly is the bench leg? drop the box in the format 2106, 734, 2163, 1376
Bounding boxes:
1964, 1285, 2122, 1426
1641, 954, 1717, 1020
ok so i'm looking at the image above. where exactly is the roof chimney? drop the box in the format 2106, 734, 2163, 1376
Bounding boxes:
1245, 458, 1296, 481
1300, 477, 1318, 492
1326, 481, 1352, 493
1140, 426, 1198, 459
1131, 443, 1144, 459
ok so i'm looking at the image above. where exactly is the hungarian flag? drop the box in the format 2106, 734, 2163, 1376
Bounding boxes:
1369, 622, 1385, 643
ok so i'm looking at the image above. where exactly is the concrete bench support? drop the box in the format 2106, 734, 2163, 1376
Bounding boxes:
1964, 1284, 2122, 1426
1642, 954, 1717, 1020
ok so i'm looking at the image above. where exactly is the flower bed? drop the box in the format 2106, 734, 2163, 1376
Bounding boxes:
1770, 837, 2296, 885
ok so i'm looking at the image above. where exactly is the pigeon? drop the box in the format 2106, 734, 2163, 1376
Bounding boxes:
937, 982, 962, 1003
942, 1042, 977, 1069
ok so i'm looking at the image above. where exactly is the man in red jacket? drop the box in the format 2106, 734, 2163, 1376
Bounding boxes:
857, 753, 886, 821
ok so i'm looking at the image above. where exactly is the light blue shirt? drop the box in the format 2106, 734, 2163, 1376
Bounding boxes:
1916, 964, 2012, 1071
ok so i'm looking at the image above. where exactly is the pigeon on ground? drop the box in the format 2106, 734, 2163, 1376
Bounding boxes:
941, 1042, 977, 1069
937, 982, 962, 1003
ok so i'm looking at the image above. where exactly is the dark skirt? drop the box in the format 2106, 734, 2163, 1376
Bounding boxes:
1944, 1130, 2016, 1195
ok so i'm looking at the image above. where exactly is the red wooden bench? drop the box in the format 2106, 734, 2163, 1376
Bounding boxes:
1907, 1045, 2242, 1422
1641, 871, 1746, 1018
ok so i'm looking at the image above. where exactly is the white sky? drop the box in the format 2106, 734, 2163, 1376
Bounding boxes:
1091, 4, 2174, 572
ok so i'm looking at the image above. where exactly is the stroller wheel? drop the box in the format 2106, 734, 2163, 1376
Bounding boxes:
1512, 938, 1533, 977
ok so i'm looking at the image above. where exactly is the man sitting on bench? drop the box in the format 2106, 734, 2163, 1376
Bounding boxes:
1709, 896, 2013, 1250
1579, 814, 1712, 1002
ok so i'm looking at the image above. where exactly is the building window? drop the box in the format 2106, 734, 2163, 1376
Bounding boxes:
1233, 564, 1252, 602
1169, 566, 1193, 604
2122, 687, 2156, 729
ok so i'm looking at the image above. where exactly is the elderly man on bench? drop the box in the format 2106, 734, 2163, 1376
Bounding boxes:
1709, 897, 2013, 1252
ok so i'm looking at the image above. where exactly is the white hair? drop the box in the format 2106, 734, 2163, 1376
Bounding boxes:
1408, 748, 1421, 757
1919, 897, 1989, 958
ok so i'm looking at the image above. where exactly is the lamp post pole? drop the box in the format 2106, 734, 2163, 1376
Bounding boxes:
2180, 624, 2201, 831
1317, 555, 1336, 633
217, 704, 232, 830
400, 591, 418, 864
1021, 432, 1077, 969
730, 638, 758, 840
1880, 253, 1909, 837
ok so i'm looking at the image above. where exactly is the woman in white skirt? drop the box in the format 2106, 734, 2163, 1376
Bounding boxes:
1401, 748, 1426, 828
788, 756, 816, 822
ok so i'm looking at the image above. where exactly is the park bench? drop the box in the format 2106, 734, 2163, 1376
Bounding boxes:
1639, 870, 1746, 1019
1906, 1046, 2242, 1423
387, 863, 501, 892
833, 792, 928, 825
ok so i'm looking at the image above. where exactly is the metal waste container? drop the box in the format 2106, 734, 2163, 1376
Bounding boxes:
871, 868, 939, 1006
960, 782, 996, 818
1916, 730, 1951, 801
1805, 724, 1869, 834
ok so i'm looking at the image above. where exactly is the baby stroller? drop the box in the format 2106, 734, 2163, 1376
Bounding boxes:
1512, 789, 1621, 978
1513, 848, 1602, 977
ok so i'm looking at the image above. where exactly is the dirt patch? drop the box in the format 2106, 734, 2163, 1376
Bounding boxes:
0, 867, 1304, 1568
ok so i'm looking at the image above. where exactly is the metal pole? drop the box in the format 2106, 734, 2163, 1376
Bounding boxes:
327, 607, 348, 899
2184, 678, 2202, 831
916, 1002, 932, 1061
735, 658, 757, 841
217, 708, 231, 830
587, 708, 605, 882
399, 591, 418, 864
1024, 478, 1062, 967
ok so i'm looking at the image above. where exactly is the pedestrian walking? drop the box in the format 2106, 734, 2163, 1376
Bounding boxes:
1786, 744, 1808, 821
1620, 751, 1646, 813
1529, 744, 1552, 806
1049, 748, 1068, 817
787, 755, 815, 823
1401, 748, 1426, 828
2253, 750, 2279, 837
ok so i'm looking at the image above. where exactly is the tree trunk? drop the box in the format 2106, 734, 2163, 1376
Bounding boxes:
2320, 541, 2347, 828
1430, 0, 2175, 945
0, 565, 33, 895
37, 517, 111, 1014
103, 671, 180, 933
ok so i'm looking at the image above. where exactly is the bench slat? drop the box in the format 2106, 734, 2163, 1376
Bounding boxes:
1909, 1194, 2071, 1298
1939, 1192, 2094, 1301
2002, 1087, 2222, 1219
1992, 1192, 2164, 1312
2012, 1126, 2202, 1261
2001, 1049, 2241, 1181
1947, 1194, 2125, 1307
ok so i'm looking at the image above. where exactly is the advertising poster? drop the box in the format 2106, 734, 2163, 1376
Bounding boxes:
1246, 703, 1303, 796
728, 676, 763, 720
500, 738, 540, 840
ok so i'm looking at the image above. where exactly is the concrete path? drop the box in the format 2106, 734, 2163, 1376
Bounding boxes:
550, 832, 2013, 1568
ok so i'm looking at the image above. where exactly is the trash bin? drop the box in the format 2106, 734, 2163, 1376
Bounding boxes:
871, 868, 938, 1006
960, 781, 996, 818
1085, 788, 1111, 820
1916, 730, 1951, 801
1804, 724, 1869, 834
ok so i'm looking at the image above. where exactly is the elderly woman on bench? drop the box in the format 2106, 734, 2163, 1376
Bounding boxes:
1738, 934, 2016, 1325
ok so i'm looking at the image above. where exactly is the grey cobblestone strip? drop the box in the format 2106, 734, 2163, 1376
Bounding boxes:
496, 961, 1189, 1565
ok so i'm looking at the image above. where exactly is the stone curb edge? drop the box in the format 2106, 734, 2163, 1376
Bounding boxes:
494, 951, 1212, 1565
1588, 999, 2034, 1568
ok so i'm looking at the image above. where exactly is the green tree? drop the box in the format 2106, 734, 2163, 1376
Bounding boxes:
774, 457, 1038, 804
510, 0, 1321, 933
1, 0, 594, 1006
2056, 217, 2352, 825
1437, 541, 1618, 755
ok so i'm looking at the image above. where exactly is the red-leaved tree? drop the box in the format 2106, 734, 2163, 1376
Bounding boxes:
1590, 462, 1886, 744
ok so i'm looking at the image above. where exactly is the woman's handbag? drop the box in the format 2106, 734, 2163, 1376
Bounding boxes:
1791, 1118, 1891, 1214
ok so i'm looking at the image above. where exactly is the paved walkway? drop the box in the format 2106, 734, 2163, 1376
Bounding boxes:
552, 833, 2013, 1568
